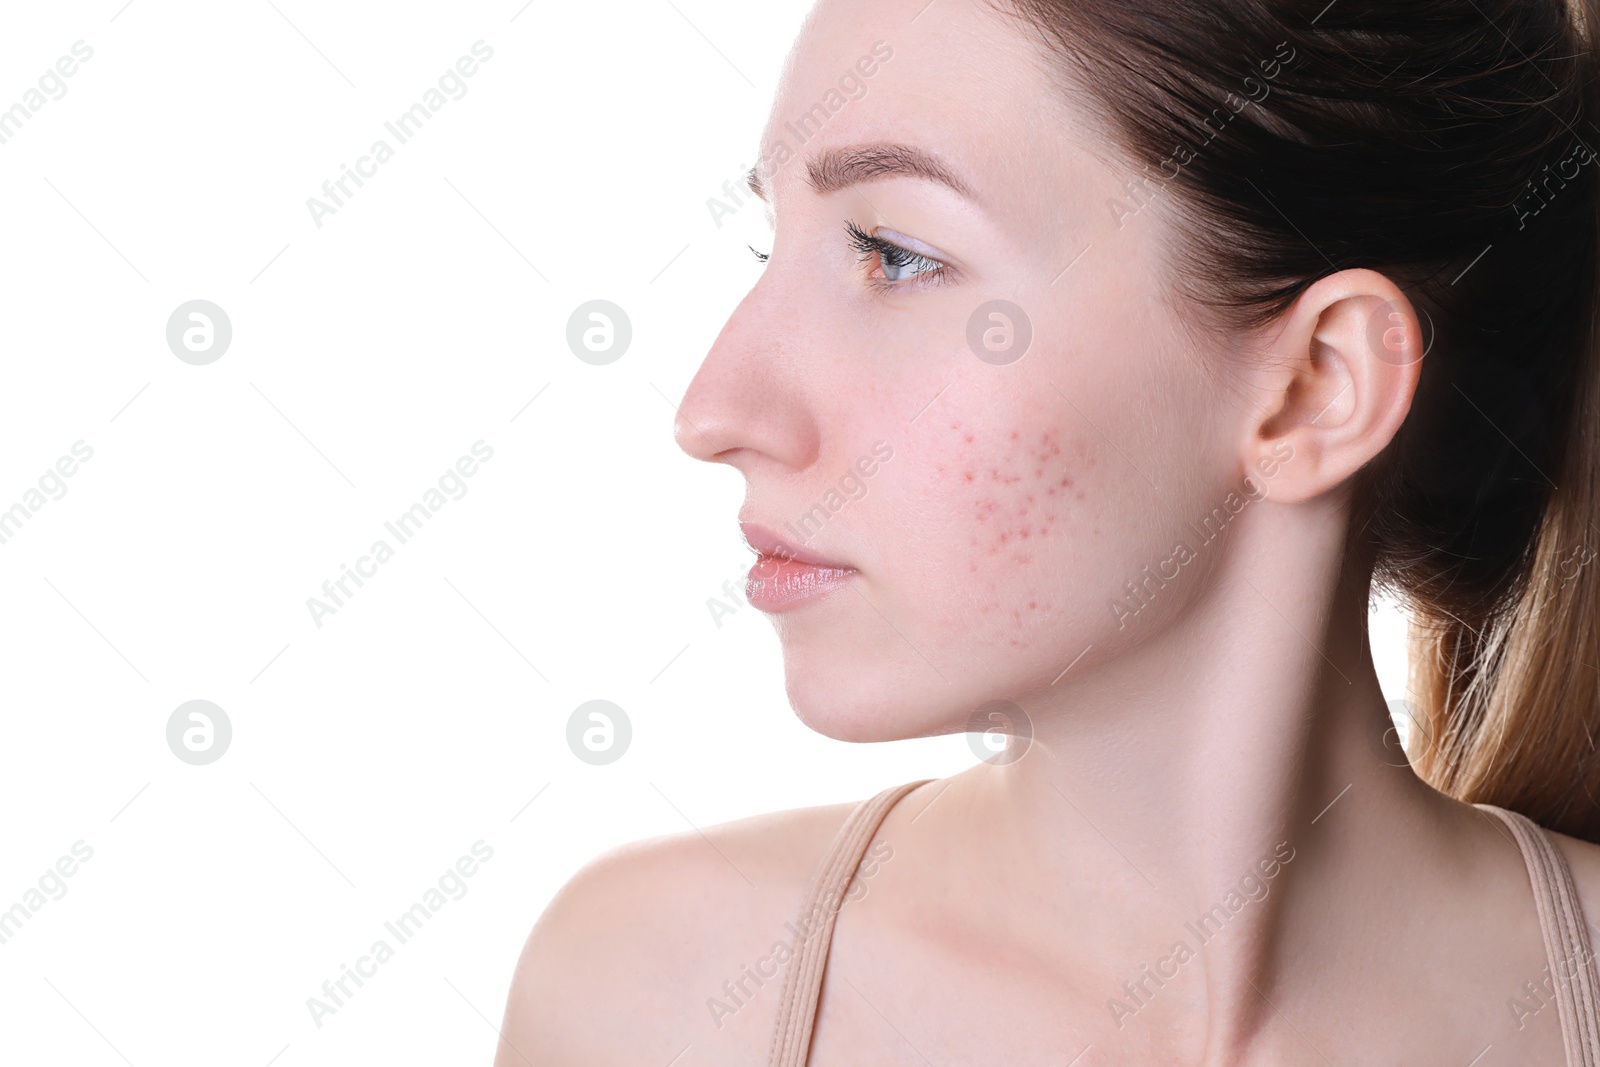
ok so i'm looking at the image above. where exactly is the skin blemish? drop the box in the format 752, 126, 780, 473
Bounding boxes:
969, 427, 1085, 565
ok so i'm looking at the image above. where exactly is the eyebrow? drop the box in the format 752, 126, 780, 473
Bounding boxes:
745, 142, 978, 203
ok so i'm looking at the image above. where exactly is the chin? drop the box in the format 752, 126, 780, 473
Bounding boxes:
781, 660, 962, 744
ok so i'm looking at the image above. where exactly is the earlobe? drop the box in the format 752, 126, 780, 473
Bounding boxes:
1245, 269, 1425, 505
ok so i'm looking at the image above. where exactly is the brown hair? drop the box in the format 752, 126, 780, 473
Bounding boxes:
992, 0, 1600, 840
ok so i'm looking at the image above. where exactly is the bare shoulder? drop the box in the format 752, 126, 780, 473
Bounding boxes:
492, 797, 860, 1067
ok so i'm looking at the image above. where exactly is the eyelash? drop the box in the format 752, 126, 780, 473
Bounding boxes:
844, 220, 949, 291
745, 225, 951, 291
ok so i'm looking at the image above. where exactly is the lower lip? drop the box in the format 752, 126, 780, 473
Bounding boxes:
746, 555, 858, 611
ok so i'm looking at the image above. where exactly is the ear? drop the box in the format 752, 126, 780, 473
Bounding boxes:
1244, 268, 1425, 505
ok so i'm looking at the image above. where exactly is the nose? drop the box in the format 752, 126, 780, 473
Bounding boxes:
673, 276, 821, 476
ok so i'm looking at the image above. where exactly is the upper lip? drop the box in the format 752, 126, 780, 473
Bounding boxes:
739, 520, 855, 569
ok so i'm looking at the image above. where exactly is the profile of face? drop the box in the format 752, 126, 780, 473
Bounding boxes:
676, 0, 1270, 743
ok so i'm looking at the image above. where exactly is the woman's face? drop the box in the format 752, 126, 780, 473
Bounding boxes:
676, 0, 1256, 742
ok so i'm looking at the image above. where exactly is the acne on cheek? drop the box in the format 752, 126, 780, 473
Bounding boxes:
940, 421, 1099, 644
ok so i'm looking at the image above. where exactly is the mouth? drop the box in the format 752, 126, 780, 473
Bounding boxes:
739, 520, 859, 612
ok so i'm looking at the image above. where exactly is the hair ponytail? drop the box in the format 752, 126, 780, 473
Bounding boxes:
1405, 0, 1600, 841
1406, 0, 1600, 829
996, 0, 1600, 839
1406, 376, 1600, 840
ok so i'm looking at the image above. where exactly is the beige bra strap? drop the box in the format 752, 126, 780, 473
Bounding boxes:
1476, 803, 1600, 1065
766, 779, 933, 1067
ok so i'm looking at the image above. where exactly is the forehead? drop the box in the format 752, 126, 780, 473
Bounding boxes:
756, 0, 1115, 230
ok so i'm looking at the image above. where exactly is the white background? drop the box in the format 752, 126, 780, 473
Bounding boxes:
0, 2, 1413, 1063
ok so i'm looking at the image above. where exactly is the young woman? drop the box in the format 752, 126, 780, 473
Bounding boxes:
496, 0, 1600, 1062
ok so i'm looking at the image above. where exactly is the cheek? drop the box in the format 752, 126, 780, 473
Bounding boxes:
962, 423, 1088, 562
916, 416, 1111, 649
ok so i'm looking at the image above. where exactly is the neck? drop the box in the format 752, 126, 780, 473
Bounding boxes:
926, 489, 1463, 1059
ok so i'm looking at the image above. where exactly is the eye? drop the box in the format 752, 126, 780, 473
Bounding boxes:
748, 244, 769, 263
844, 220, 949, 290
